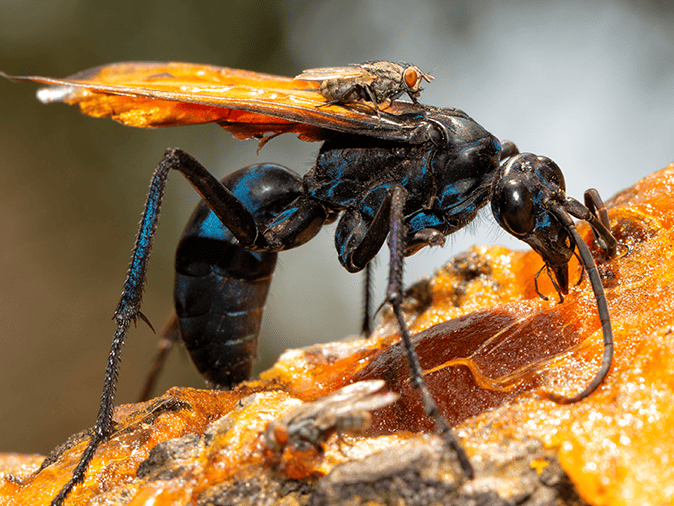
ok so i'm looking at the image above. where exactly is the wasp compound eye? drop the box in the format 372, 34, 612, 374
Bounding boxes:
494, 178, 535, 237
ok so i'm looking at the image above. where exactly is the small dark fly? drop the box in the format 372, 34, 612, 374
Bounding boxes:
295, 60, 433, 115
264, 380, 399, 452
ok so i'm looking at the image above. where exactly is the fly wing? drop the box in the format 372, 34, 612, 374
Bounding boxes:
279, 380, 389, 430
295, 65, 376, 84
2, 62, 429, 143
312, 381, 397, 419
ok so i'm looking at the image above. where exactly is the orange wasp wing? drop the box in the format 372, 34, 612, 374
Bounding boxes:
2, 62, 428, 144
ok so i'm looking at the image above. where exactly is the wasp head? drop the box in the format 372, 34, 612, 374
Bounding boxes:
491, 152, 574, 293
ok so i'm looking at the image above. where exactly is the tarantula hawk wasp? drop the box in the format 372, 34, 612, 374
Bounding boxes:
1, 61, 616, 506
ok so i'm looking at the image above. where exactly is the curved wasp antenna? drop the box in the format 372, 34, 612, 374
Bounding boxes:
540, 199, 614, 403
491, 151, 616, 404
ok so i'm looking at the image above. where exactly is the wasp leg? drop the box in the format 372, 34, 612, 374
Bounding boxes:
334, 194, 395, 274
260, 196, 328, 251
138, 314, 181, 402
361, 263, 373, 336
173, 162, 327, 389
163, 149, 262, 247
384, 185, 474, 478
334, 186, 474, 478
51, 149, 329, 504
583, 188, 617, 256
51, 154, 172, 506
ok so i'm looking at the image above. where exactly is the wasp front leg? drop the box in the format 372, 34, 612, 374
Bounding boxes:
384, 186, 474, 478
333, 186, 474, 478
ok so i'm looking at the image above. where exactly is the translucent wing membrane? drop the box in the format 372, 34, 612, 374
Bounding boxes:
2, 62, 429, 142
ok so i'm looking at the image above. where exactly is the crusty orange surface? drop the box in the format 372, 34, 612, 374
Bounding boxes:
2, 165, 673, 505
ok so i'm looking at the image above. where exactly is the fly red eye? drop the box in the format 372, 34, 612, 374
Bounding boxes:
403, 67, 419, 89
272, 422, 289, 447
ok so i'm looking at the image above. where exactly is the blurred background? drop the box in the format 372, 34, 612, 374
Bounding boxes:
1, 0, 673, 455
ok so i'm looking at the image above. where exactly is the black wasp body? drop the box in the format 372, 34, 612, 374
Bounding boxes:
176, 106, 500, 388
2, 62, 616, 506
